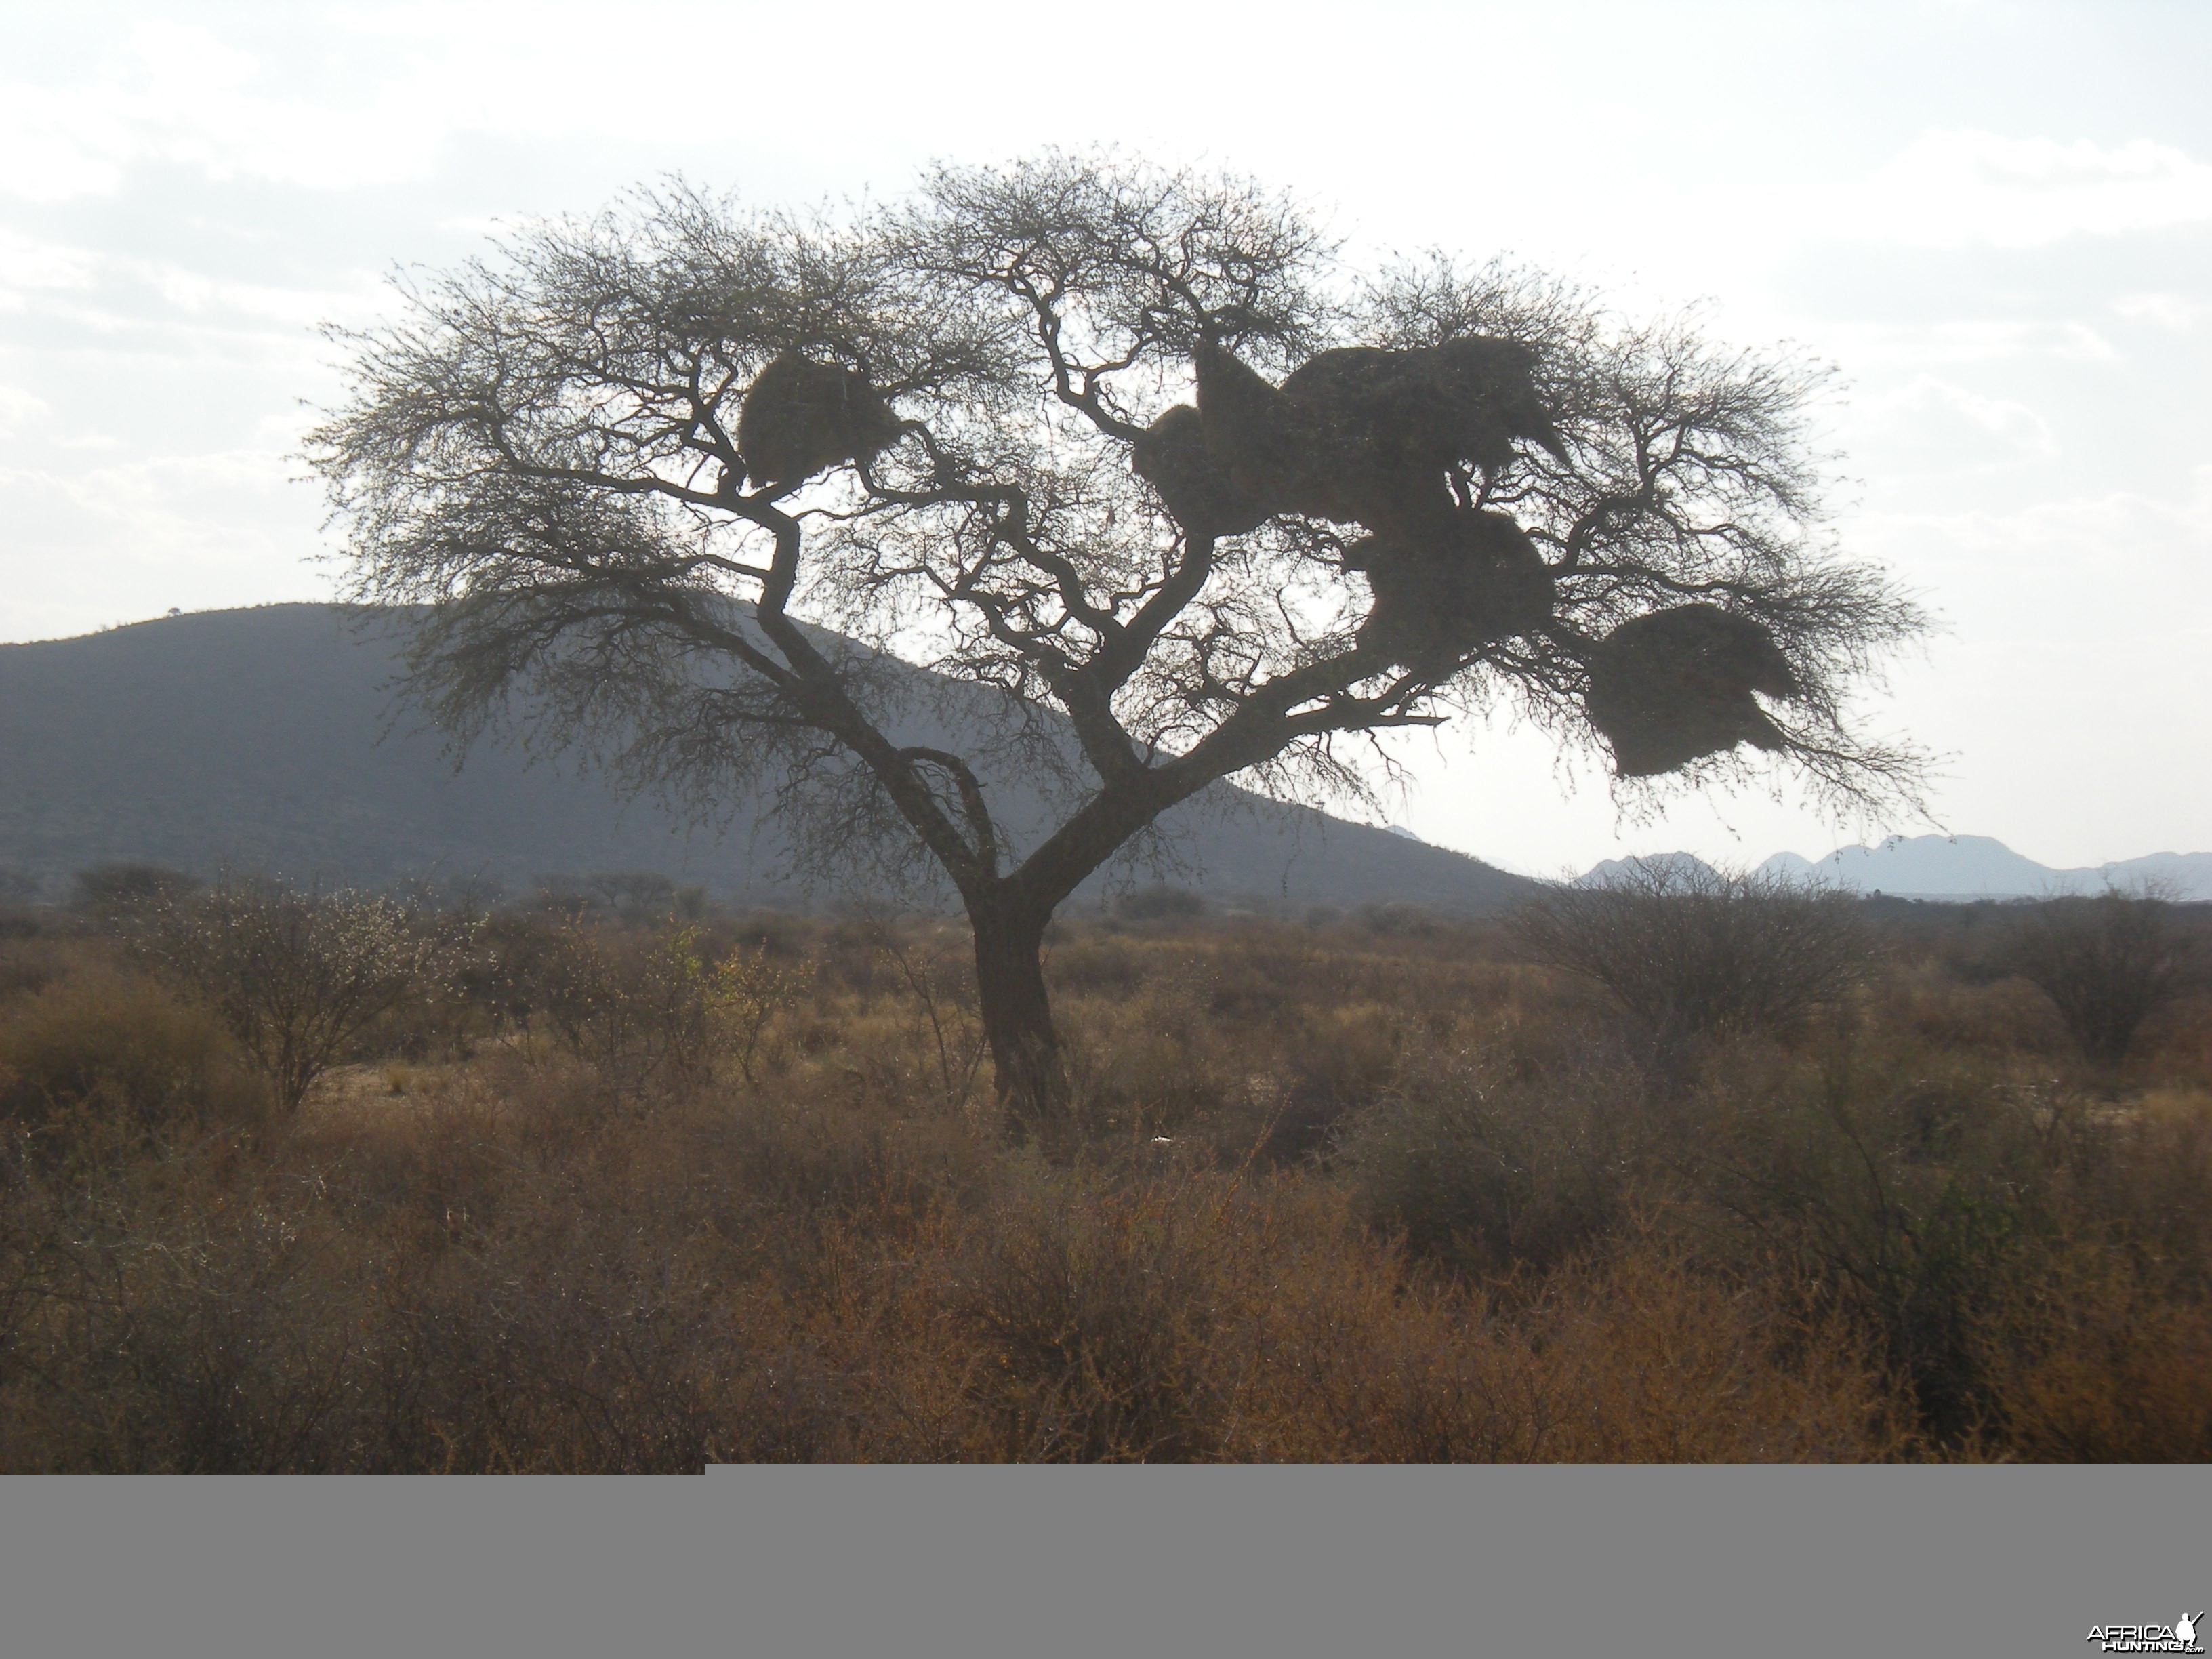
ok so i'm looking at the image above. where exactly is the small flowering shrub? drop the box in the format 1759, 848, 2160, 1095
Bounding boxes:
143, 884, 463, 1110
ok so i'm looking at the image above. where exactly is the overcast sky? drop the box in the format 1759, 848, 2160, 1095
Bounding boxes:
2, 0, 2206, 878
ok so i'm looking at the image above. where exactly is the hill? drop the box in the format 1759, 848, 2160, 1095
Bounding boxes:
1572, 836, 2212, 901
0, 605, 1536, 914
1759, 836, 2212, 901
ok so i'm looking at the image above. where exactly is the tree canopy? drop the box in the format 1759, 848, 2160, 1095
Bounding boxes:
310, 152, 1925, 1131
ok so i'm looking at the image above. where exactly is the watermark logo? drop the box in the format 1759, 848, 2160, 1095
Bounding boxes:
2086, 1614, 2205, 1654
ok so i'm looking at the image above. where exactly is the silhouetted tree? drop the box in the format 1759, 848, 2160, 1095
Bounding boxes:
311, 155, 1923, 1136
2004, 888, 2207, 1065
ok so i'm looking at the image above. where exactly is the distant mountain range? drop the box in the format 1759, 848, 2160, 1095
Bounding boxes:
1580, 836, 2212, 901
0, 605, 1536, 915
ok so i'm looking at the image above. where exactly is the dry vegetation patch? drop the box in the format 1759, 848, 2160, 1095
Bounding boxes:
1, 890, 2207, 1467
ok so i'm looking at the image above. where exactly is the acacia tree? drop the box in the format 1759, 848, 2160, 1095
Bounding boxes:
311, 154, 1923, 1134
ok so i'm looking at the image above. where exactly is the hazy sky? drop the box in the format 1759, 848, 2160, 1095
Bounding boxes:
2, 1, 2207, 877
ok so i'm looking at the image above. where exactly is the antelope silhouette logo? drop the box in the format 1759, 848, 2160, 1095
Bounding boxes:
2178, 1613, 2204, 1648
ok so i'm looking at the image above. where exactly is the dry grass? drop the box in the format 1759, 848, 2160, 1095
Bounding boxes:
1, 900, 2206, 1467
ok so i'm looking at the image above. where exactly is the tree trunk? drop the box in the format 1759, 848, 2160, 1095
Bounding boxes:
968, 892, 1069, 1140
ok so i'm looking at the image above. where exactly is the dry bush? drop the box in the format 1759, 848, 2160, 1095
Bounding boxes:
1258, 1001, 1409, 1162
1046, 932, 1150, 998
943, 1167, 1246, 1460
1261, 1242, 1919, 1462
1330, 968, 2212, 1452
1357, 901, 1440, 939
914, 1165, 1913, 1462
1973, 1245, 2212, 1461
2139, 994, 2212, 1083
2002, 890, 2209, 1066
1042, 918, 1533, 1164
1334, 1037, 1652, 1279
1867, 960, 2068, 1058
1060, 961, 1242, 1143
0, 929, 96, 1003
1672, 1034, 2201, 1442
458, 909, 571, 1033
0, 966, 268, 1164
0, 1048, 2083, 1468
485, 920, 802, 1097
2041, 1087, 2212, 1292
1510, 863, 1875, 1050
1, 899, 2206, 1467
0, 1175, 366, 1472
1530, 1248, 1922, 1460
852, 917, 988, 1111
0, 1063, 1001, 1470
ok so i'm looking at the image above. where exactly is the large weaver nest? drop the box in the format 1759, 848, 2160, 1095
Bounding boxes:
1583, 605, 1802, 777
1130, 404, 1273, 539
738, 354, 907, 491
1349, 508, 1557, 673
1139, 335, 1569, 676
1189, 336, 1566, 527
